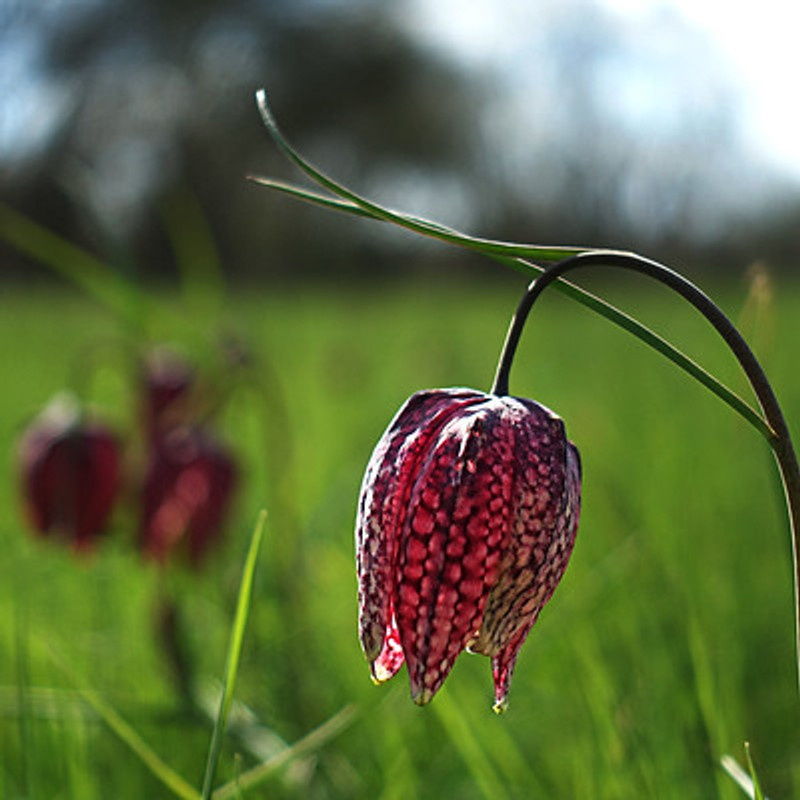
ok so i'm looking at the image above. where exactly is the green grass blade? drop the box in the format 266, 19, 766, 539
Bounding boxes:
14, 603, 33, 798
720, 748, 769, 800
0, 203, 145, 327
200, 510, 267, 800
49, 648, 199, 800
745, 743, 766, 800
247, 175, 550, 262
212, 704, 359, 799
254, 90, 582, 264
247, 178, 375, 221
77, 685, 201, 800
721, 755, 754, 798
433, 692, 510, 800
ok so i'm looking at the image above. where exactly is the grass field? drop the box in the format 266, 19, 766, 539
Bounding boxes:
1, 270, 799, 798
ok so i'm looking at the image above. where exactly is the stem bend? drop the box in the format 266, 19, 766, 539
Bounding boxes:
493, 249, 800, 692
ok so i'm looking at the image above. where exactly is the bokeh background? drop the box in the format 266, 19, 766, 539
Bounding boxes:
3, 0, 800, 283
2, 1, 800, 798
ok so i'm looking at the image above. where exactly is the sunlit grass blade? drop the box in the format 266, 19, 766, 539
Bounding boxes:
0, 203, 145, 328
252, 94, 771, 442
200, 509, 266, 800
721, 755, 754, 798
745, 743, 766, 800
375, 698, 419, 800
246, 204, 769, 444
433, 691, 509, 800
721, 747, 769, 800
248, 176, 550, 266
247, 178, 375, 221
212, 704, 359, 799
49, 648, 200, 800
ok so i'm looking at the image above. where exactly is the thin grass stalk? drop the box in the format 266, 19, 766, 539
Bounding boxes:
48, 645, 200, 800
432, 693, 510, 800
14, 605, 33, 798
211, 704, 359, 799
745, 743, 767, 800
721, 755, 758, 799
255, 90, 583, 264
78, 686, 201, 800
201, 510, 266, 799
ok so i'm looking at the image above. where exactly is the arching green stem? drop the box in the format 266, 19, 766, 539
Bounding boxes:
492, 249, 800, 691
253, 91, 769, 441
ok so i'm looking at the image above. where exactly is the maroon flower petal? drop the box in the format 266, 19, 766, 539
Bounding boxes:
396, 398, 518, 704
18, 396, 120, 550
356, 389, 486, 662
477, 417, 582, 711
140, 427, 237, 565
369, 615, 405, 684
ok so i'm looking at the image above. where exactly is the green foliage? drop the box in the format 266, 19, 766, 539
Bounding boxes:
252, 91, 773, 441
1, 277, 798, 797
201, 510, 264, 798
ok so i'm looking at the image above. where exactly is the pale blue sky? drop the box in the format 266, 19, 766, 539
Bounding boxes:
404, 0, 800, 180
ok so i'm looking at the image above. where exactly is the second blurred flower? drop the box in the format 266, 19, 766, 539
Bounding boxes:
140, 426, 237, 566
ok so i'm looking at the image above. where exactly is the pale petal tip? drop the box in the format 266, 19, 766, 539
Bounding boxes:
492, 695, 509, 715
369, 659, 395, 685
411, 686, 435, 706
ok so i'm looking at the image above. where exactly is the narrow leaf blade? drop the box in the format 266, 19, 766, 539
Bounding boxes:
251, 93, 771, 442
254, 89, 582, 263
201, 510, 267, 799
49, 648, 200, 800
213, 704, 359, 799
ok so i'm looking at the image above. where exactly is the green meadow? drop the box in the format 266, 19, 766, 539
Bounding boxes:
1, 270, 799, 798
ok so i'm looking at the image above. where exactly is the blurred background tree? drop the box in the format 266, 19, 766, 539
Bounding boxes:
1, 0, 799, 283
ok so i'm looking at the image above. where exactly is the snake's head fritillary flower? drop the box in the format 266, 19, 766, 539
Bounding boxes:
18, 394, 120, 551
356, 388, 581, 711
140, 426, 237, 566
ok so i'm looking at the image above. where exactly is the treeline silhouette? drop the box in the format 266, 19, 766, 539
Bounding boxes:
2, 0, 799, 284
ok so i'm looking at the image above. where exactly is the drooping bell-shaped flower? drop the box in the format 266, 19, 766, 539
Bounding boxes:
356, 388, 581, 711
18, 394, 121, 551
140, 426, 237, 566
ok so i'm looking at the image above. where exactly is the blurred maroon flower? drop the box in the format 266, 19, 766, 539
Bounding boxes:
140, 427, 237, 565
356, 388, 581, 711
18, 395, 120, 551
140, 347, 194, 440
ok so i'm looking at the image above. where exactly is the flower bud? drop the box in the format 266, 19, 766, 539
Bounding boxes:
356, 388, 580, 710
18, 395, 120, 550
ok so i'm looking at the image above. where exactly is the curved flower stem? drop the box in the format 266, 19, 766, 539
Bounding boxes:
492, 249, 800, 691
252, 91, 768, 439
